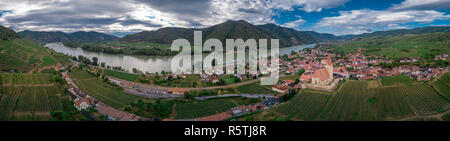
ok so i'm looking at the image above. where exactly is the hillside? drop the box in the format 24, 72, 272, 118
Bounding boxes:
0, 25, 21, 40
332, 32, 450, 59
18, 30, 118, 44
0, 25, 71, 72
352, 26, 450, 38
120, 20, 338, 47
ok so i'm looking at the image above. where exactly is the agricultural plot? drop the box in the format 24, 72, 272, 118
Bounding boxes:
274, 89, 331, 121
236, 83, 278, 95
0, 73, 66, 121
104, 69, 139, 82
70, 70, 142, 109
381, 75, 417, 86
1, 73, 54, 85
174, 98, 251, 119
275, 80, 449, 121
432, 72, 450, 100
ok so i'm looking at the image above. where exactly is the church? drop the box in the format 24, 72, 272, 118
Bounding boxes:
306, 55, 338, 92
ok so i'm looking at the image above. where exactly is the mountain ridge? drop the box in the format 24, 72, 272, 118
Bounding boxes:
18, 30, 119, 44
120, 20, 339, 47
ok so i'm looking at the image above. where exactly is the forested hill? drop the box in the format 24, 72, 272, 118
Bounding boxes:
120, 20, 339, 47
18, 30, 118, 44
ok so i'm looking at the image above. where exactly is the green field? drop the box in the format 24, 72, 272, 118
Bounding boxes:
70, 70, 142, 109
273, 80, 449, 121
275, 89, 330, 120
332, 32, 450, 59
40, 56, 58, 67
236, 82, 278, 95
381, 75, 418, 86
432, 72, 450, 100
174, 97, 259, 119
104, 69, 139, 81
0, 73, 82, 121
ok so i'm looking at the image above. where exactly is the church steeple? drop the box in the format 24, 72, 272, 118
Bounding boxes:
325, 54, 333, 78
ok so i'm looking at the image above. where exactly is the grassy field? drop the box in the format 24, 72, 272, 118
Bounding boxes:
0, 39, 71, 72
0, 73, 82, 121
432, 72, 450, 100
236, 82, 278, 95
69, 70, 143, 109
332, 32, 450, 59
173, 97, 260, 119
381, 75, 418, 86
40, 56, 58, 67
272, 79, 449, 121
103, 69, 139, 82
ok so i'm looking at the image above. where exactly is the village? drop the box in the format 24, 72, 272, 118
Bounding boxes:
49, 44, 449, 121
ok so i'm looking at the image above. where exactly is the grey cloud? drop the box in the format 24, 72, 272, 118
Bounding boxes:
1, 0, 163, 32
136, 0, 213, 26
237, 8, 264, 14
391, 0, 450, 10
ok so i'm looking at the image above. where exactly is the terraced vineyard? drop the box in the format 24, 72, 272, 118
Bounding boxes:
274, 80, 449, 121
432, 72, 450, 100
275, 89, 330, 120
1, 73, 54, 85
0, 73, 70, 121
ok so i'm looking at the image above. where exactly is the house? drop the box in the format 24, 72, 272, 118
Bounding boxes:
360, 76, 375, 80
74, 98, 91, 111
272, 84, 289, 93
209, 76, 219, 83
399, 66, 411, 73
168, 88, 185, 95
122, 81, 135, 88
411, 66, 420, 75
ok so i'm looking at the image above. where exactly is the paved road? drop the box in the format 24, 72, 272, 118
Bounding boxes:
108, 74, 285, 91
195, 94, 276, 100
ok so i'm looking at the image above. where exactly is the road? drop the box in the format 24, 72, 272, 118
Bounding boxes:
195, 94, 276, 100
107, 74, 285, 91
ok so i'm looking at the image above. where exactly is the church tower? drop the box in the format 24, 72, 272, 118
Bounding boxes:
325, 55, 333, 77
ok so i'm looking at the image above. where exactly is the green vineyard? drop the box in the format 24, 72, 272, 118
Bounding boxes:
0, 73, 71, 121
275, 80, 449, 121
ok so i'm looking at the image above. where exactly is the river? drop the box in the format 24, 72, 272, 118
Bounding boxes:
45, 42, 315, 73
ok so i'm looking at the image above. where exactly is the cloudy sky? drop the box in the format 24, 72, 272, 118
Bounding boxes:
0, 0, 449, 36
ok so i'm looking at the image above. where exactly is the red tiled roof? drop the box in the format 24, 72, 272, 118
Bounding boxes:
312, 68, 330, 81
168, 88, 185, 94
326, 55, 332, 66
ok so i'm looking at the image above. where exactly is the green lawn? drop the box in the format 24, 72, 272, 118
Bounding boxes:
104, 69, 139, 81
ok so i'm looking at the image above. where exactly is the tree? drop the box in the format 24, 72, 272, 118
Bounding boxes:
92, 57, 98, 66
100, 62, 105, 67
